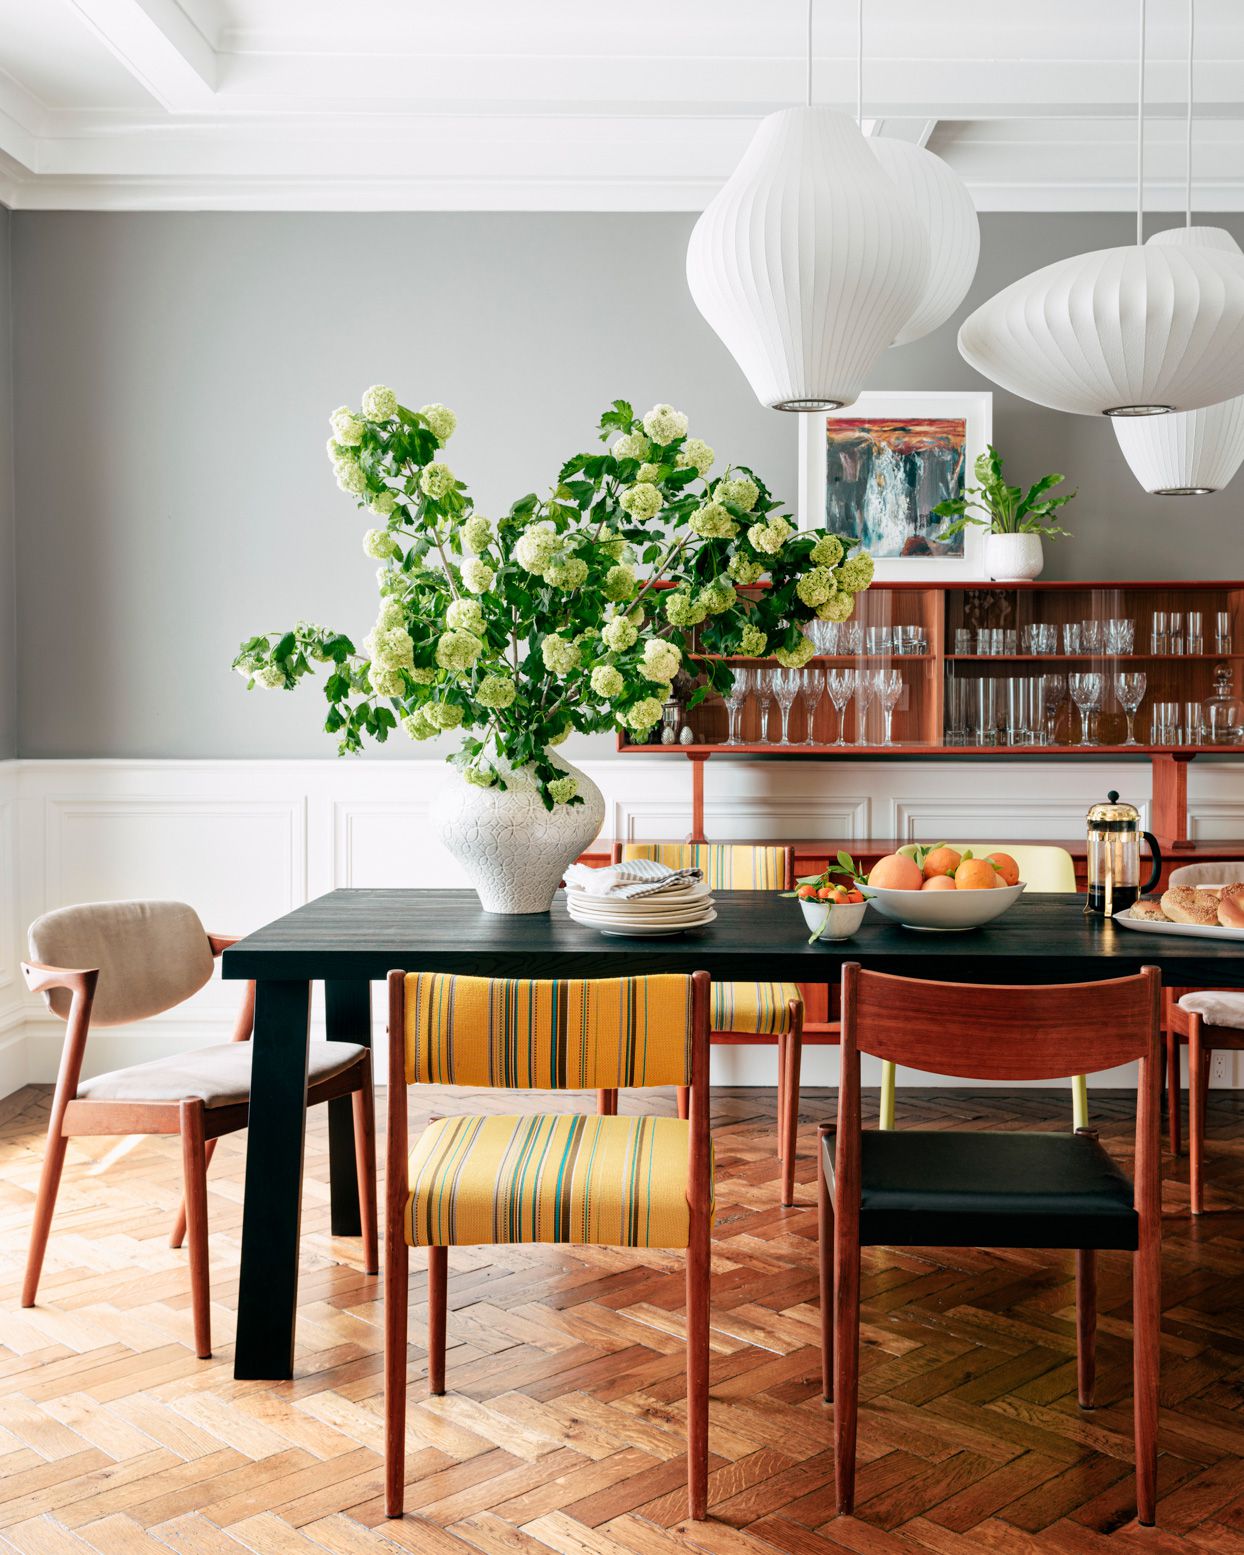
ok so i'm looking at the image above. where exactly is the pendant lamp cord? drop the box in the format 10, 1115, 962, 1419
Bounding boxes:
857, 0, 863, 128
806, 0, 813, 106
1136, 0, 1146, 246
1185, 0, 1194, 228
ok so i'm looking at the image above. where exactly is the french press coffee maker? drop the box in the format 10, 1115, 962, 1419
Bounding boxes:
1084, 790, 1162, 916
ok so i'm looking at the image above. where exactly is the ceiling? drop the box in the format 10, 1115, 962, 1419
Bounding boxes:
2, 0, 1244, 211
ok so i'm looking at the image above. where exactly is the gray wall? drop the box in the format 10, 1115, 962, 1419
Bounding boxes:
10, 210, 1244, 759
0, 205, 14, 759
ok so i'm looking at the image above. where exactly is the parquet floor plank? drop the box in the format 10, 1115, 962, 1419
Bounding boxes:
0, 1084, 1239, 1552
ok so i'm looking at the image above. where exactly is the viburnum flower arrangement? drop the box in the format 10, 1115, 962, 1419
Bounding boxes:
234, 387, 872, 911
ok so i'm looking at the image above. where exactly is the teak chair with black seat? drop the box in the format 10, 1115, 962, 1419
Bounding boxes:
608, 842, 803, 1203
384, 968, 713, 1520
21, 900, 378, 1359
819, 962, 1162, 1526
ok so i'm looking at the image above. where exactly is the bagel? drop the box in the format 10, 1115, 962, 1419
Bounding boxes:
1129, 898, 1169, 921
1161, 886, 1221, 926
1218, 882, 1244, 929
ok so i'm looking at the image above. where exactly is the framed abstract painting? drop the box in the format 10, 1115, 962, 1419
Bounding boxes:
798, 391, 993, 579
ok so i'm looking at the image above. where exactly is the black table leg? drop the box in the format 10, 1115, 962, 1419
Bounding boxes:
325, 979, 373, 1236
235, 978, 311, 1380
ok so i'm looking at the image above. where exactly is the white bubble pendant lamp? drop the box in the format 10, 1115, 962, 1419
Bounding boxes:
1113, 6, 1244, 496
686, 1, 926, 410
957, 0, 1244, 418
870, 138, 980, 345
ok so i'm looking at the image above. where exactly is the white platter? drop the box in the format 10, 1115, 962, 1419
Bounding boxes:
1114, 906, 1244, 942
568, 908, 718, 938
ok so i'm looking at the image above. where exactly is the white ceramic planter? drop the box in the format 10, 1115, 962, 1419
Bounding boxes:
984, 531, 1044, 582
430, 754, 605, 914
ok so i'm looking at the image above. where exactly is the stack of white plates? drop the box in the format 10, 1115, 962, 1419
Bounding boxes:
564, 878, 717, 937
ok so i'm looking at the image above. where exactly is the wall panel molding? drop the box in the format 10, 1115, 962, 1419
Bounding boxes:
0, 756, 1238, 1093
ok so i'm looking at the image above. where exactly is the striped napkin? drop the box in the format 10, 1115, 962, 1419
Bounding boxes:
563, 860, 705, 901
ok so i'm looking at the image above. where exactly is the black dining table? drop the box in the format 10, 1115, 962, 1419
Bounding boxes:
221, 887, 1244, 1379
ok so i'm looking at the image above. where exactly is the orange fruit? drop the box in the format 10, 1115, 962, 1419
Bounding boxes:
921, 845, 961, 880
954, 858, 999, 890
921, 875, 957, 891
868, 853, 924, 891
987, 851, 1020, 887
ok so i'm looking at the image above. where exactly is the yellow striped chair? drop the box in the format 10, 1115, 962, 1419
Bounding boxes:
610, 842, 804, 1205
383, 969, 714, 1522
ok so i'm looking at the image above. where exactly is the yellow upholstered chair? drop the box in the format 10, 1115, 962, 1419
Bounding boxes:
383, 969, 714, 1522
611, 842, 804, 1204
891, 844, 1085, 1129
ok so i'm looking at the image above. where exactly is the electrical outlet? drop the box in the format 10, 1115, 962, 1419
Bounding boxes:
1210, 1051, 1230, 1086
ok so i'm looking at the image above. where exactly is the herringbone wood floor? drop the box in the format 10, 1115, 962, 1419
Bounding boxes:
1, 1081, 1242, 1555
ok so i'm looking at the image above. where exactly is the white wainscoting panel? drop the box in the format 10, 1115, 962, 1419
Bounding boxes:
1, 756, 1239, 1093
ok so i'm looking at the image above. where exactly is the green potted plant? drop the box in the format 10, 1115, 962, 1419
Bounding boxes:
933, 445, 1074, 581
234, 389, 874, 913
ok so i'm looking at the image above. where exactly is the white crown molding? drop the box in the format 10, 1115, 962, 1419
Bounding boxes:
65, 0, 216, 110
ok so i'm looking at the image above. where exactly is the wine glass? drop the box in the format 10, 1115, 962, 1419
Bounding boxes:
773, 668, 801, 744
1069, 671, 1104, 747
801, 666, 825, 745
723, 666, 751, 747
754, 667, 774, 744
1115, 671, 1147, 746
872, 668, 903, 746
853, 673, 876, 746
1041, 673, 1066, 745
826, 668, 855, 746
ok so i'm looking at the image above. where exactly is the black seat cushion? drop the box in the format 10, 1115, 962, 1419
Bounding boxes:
833, 1131, 1139, 1252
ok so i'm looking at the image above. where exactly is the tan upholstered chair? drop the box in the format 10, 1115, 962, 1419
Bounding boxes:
1163, 861, 1244, 1212
21, 900, 378, 1357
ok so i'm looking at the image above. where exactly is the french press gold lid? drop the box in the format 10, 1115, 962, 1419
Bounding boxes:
1086, 790, 1140, 830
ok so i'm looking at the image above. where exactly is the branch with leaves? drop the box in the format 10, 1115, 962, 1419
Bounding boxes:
233, 389, 874, 808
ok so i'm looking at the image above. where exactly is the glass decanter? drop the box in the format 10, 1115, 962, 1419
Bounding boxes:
1202, 662, 1244, 746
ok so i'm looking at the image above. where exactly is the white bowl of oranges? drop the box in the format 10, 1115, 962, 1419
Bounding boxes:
788, 874, 868, 942
861, 845, 1025, 931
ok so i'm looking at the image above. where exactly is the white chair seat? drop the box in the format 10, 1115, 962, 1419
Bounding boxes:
1179, 991, 1244, 1032
76, 1040, 365, 1108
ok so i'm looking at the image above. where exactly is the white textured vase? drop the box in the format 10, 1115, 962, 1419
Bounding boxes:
984, 532, 1044, 583
430, 755, 605, 915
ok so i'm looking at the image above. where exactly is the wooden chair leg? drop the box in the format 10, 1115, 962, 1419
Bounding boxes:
22, 1130, 69, 1308
676, 1086, 690, 1122
834, 1228, 861, 1514
776, 1033, 787, 1159
1076, 1248, 1096, 1408
170, 1138, 219, 1249
353, 1068, 379, 1276
384, 1211, 409, 1517
780, 1009, 802, 1207
685, 1203, 710, 1521
1133, 1226, 1161, 1526
1189, 1017, 1206, 1216
878, 1061, 896, 1130
428, 1246, 448, 1396
1166, 1030, 1182, 1156
597, 1089, 618, 1116
179, 1100, 211, 1360
817, 1123, 834, 1403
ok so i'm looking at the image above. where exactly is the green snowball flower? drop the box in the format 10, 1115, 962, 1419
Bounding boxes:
602, 616, 639, 652
664, 591, 707, 628
817, 590, 855, 623
623, 696, 666, 734
718, 476, 760, 512
611, 431, 651, 462
837, 552, 875, 593
641, 639, 681, 684
363, 527, 399, 560
369, 489, 399, 517
420, 403, 457, 442
697, 579, 737, 615
677, 438, 715, 476
796, 566, 836, 608
590, 664, 625, 699
727, 554, 765, 585
430, 702, 464, 730
548, 775, 579, 805
435, 629, 484, 672
371, 665, 406, 696
462, 514, 493, 554
774, 637, 816, 669
546, 557, 589, 590
402, 708, 438, 741
618, 482, 663, 522
330, 406, 364, 446
335, 460, 368, 497
476, 674, 517, 709
738, 623, 768, 657
541, 634, 581, 676
811, 533, 845, 567
747, 521, 785, 555
419, 461, 456, 500
361, 385, 399, 421
464, 763, 498, 788
460, 558, 494, 594
446, 597, 484, 633
603, 563, 637, 602
689, 501, 737, 540
514, 524, 559, 574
